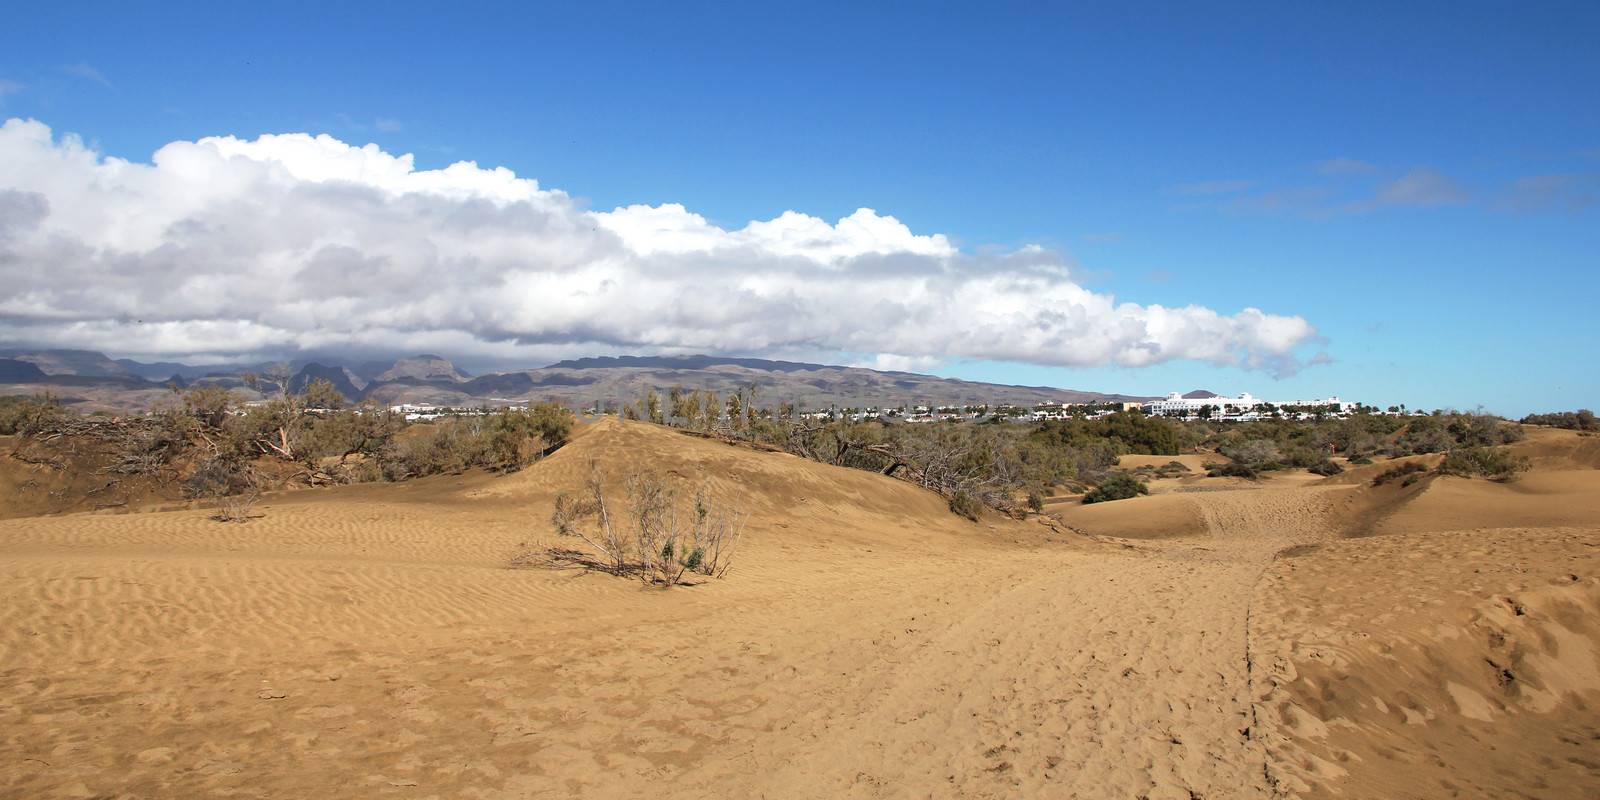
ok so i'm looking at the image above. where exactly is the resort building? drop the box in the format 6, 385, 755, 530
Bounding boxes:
1143, 392, 1357, 420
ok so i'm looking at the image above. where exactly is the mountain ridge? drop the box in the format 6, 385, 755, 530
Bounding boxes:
0, 349, 1153, 412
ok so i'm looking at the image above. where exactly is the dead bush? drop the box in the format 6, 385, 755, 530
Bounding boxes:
689, 484, 746, 578
185, 456, 263, 522
548, 462, 745, 585
625, 471, 683, 584
552, 460, 631, 576
215, 486, 261, 523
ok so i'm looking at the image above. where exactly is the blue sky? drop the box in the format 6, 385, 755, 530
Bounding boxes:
2, 1, 1597, 415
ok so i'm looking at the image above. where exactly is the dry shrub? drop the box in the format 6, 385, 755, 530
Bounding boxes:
1437, 447, 1531, 481
625, 471, 681, 584
1372, 460, 1429, 487
692, 485, 746, 578
0, 393, 65, 436
215, 486, 261, 523
550, 461, 745, 585
1026, 489, 1045, 512
624, 472, 747, 584
947, 489, 982, 521
552, 460, 630, 576
185, 456, 264, 522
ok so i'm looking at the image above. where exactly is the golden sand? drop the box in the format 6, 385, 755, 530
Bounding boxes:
2, 419, 1596, 798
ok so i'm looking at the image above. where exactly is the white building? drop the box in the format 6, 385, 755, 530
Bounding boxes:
1144, 392, 1357, 420
388, 402, 444, 421
1144, 392, 1263, 418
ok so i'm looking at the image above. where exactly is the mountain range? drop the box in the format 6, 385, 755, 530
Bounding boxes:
0, 348, 1155, 413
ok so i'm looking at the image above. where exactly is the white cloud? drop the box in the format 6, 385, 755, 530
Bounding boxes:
1375, 168, 1469, 207
597, 204, 953, 261
849, 354, 946, 373
62, 63, 112, 87
0, 118, 1319, 375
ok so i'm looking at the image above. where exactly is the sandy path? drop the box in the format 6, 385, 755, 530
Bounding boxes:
732, 487, 1347, 799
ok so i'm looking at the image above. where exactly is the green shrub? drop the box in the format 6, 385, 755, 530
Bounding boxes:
1520, 410, 1599, 431
0, 393, 65, 436
1143, 460, 1192, 479
1308, 460, 1344, 476
1206, 462, 1259, 479
948, 490, 983, 521
1437, 447, 1531, 481
1082, 474, 1148, 504
1281, 447, 1326, 469
1026, 490, 1045, 512
1372, 461, 1429, 486
1392, 413, 1524, 455
1033, 412, 1182, 456
1220, 438, 1284, 469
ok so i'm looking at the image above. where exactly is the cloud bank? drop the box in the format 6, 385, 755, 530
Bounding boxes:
0, 118, 1317, 374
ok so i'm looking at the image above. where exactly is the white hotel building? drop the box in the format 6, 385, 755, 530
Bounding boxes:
1143, 392, 1357, 420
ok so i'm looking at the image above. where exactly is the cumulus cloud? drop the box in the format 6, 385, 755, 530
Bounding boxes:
0, 118, 1319, 374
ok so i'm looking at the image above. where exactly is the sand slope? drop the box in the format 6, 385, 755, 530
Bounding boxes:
1254, 527, 1600, 798
1, 421, 1596, 798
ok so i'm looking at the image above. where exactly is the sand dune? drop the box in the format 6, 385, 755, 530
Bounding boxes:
1052, 492, 1211, 540
1117, 453, 1220, 473
1, 420, 1596, 798
1254, 527, 1600, 798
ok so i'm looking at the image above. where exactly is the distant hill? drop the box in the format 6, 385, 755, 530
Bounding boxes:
372, 354, 471, 383
0, 359, 48, 381
0, 348, 136, 378
113, 358, 218, 381
1183, 389, 1222, 399
546, 355, 832, 373
360, 356, 1145, 409
0, 348, 235, 381
0, 348, 1152, 412
287, 363, 365, 400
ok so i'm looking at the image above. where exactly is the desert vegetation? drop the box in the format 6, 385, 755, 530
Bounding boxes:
1130, 460, 1193, 480
6, 381, 1541, 524
1372, 461, 1430, 487
2, 381, 575, 521
550, 460, 745, 585
1185, 411, 1524, 464
1520, 409, 1599, 431
1435, 446, 1531, 480
604, 384, 1543, 517
1081, 474, 1148, 504
0, 392, 66, 436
